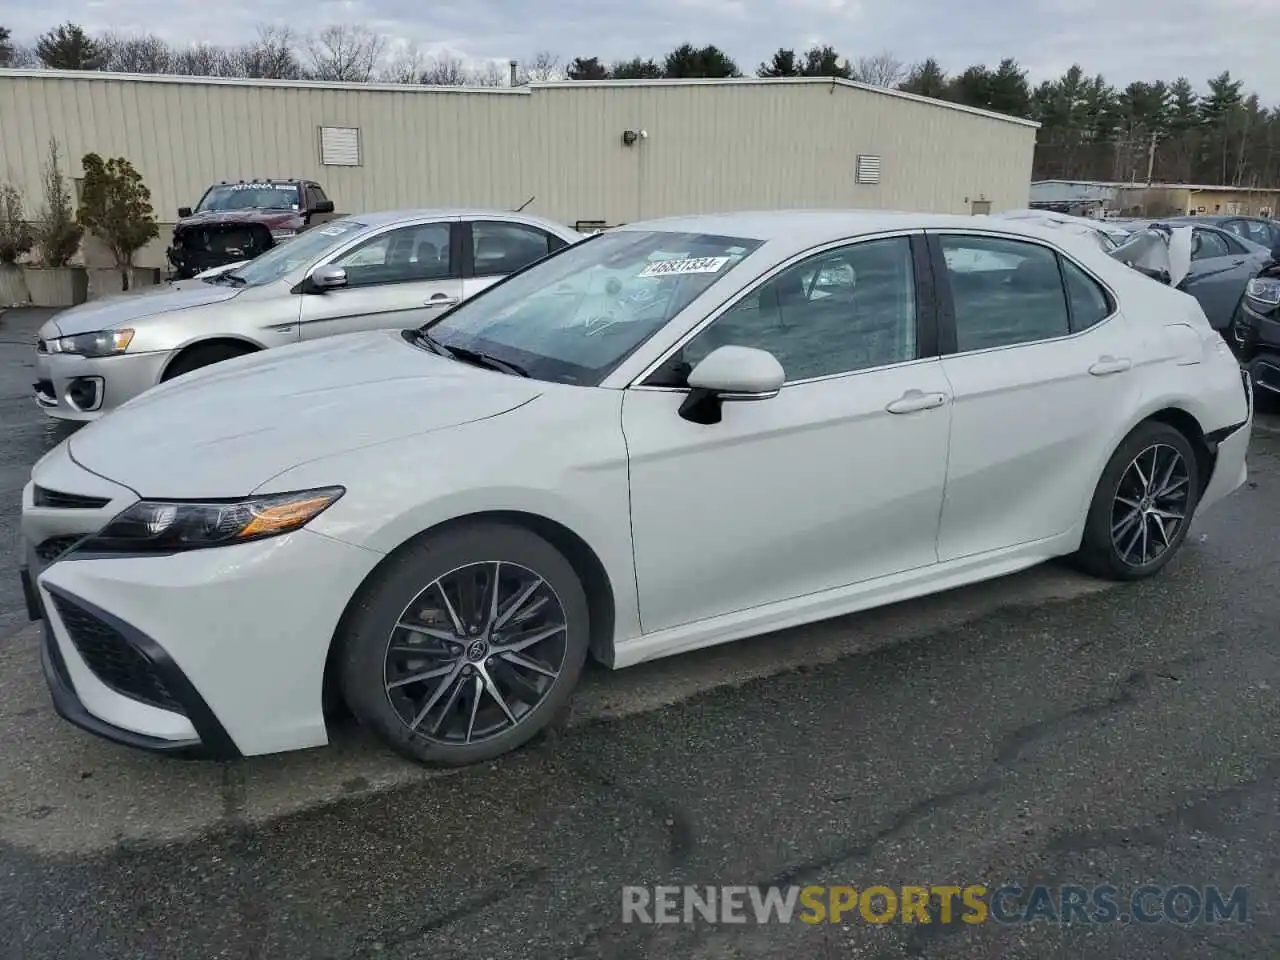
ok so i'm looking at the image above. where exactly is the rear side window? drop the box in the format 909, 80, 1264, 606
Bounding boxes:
939, 235, 1070, 351
1061, 259, 1112, 331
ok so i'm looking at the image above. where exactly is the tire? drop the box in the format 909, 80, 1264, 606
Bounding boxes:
1074, 421, 1200, 581
161, 342, 255, 381
338, 522, 591, 766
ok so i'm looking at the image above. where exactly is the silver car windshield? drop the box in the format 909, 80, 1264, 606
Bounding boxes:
226, 219, 369, 287
422, 229, 765, 385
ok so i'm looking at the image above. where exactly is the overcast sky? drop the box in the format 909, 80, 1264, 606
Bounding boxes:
8, 0, 1279, 96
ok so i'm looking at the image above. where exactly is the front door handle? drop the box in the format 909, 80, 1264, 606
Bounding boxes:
425, 294, 460, 306
1089, 355, 1132, 376
885, 390, 948, 414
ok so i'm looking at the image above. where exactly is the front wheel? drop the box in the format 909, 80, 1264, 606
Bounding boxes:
339, 522, 591, 766
1074, 421, 1200, 581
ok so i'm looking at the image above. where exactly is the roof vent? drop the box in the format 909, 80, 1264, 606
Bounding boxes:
855, 154, 882, 184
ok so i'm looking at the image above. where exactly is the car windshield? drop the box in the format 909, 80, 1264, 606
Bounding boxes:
197, 183, 300, 212
225, 219, 369, 287
420, 229, 766, 384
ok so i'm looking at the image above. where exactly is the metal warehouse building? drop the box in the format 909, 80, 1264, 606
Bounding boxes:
0, 69, 1038, 270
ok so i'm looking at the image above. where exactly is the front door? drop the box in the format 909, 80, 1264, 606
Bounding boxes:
623, 234, 952, 633
928, 231, 1141, 561
299, 220, 463, 340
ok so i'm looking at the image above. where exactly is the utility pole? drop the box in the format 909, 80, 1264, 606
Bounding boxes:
1146, 130, 1157, 184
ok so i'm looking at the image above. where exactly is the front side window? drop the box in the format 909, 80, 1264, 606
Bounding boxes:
332, 223, 453, 285
672, 236, 918, 383
196, 182, 300, 213
225, 218, 369, 287
940, 235, 1070, 351
421, 230, 765, 385
472, 222, 557, 276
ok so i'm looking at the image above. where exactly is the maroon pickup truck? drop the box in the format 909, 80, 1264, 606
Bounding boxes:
166, 179, 337, 279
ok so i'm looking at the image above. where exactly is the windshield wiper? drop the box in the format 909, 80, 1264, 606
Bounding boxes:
414, 332, 527, 377
205, 272, 246, 286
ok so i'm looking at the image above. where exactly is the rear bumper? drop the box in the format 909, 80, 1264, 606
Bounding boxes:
1198, 369, 1252, 514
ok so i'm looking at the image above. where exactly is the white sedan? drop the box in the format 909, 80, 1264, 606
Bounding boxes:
20, 211, 1253, 766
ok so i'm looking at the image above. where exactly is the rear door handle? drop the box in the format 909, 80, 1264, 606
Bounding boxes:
1089, 355, 1132, 376
425, 294, 460, 306
885, 390, 948, 414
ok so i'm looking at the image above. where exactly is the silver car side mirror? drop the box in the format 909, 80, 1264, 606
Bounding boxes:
309, 264, 348, 291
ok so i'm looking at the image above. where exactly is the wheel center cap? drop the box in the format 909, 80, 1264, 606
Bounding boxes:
465, 639, 489, 662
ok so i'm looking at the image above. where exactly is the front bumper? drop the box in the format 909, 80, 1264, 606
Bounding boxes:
21, 451, 382, 758
33, 348, 173, 421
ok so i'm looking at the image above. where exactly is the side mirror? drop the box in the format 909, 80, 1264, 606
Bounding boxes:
679, 345, 785, 424
312, 200, 335, 214
308, 264, 348, 291
177, 206, 192, 218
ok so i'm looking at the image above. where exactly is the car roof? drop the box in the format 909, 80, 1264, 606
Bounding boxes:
610, 209, 1113, 258
339, 208, 580, 232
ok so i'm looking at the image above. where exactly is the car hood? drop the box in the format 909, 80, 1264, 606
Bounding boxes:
176, 210, 300, 229
46, 280, 243, 337
66, 330, 543, 498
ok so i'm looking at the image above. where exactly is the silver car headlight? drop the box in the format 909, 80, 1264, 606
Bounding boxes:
47, 328, 135, 357
78, 487, 345, 554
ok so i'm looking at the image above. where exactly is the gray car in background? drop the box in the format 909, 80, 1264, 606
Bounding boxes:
33, 209, 583, 421
1111, 218, 1274, 330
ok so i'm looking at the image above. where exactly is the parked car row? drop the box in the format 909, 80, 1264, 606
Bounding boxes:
21, 207, 1254, 768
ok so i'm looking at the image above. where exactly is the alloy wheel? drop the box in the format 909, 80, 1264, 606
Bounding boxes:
1110, 442, 1192, 568
383, 561, 568, 744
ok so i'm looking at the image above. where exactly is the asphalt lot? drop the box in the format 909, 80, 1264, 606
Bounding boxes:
1, 306, 1277, 959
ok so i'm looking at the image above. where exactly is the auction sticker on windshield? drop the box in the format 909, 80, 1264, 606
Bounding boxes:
638, 256, 730, 278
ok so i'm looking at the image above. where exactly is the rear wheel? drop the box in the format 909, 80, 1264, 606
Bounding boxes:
1075, 421, 1200, 581
339, 522, 590, 766
161, 342, 255, 381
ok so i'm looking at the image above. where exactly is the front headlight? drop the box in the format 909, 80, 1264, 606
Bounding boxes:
270, 229, 297, 241
48, 328, 135, 357
1246, 276, 1280, 306
79, 487, 345, 554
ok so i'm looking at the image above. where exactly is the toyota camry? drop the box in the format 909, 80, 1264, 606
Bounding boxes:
20, 210, 1253, 766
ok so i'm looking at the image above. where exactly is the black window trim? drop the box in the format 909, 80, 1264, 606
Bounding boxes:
318, 218, 461, 289
461, 219, 562, 280
630, 229, 941, 391
926, 228, 1120, 359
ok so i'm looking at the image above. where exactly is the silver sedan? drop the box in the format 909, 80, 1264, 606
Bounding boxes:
33, 209, 583, 421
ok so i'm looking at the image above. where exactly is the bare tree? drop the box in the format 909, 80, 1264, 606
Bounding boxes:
305, 24, 386, 81
378, 43, 425, 84
170, 42, 231, 77
472, 61, 509, 87
516, 50, 562, 84
852, 51, 905, 88
228, 24, 302, 79
417, 53, 470, 86
100, 31, 173, 73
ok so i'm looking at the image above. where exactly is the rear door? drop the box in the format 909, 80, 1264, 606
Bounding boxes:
297, 219, 464, 340
928, 230, 1141, 561
459, 220, 570, 300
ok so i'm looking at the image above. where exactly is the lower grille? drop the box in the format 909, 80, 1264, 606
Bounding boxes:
49, 594, 185, 714
36, 535, 83, 563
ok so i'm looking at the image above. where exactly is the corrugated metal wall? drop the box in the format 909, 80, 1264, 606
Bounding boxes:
0, 72, 1037, 267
